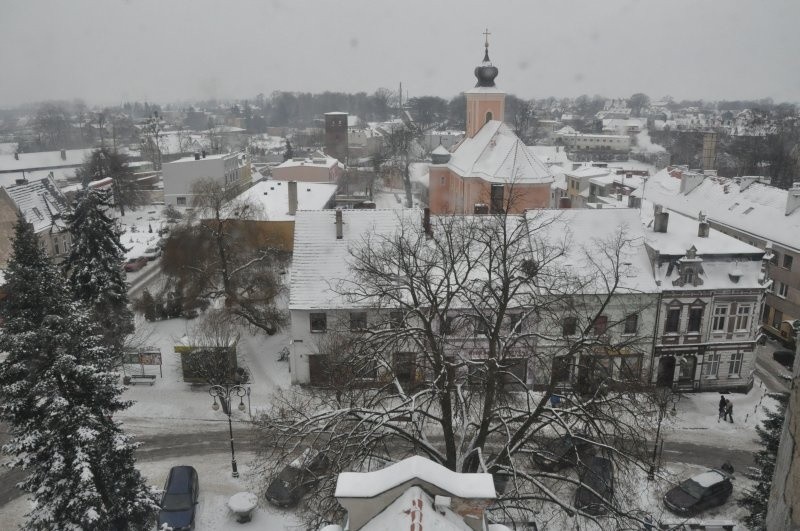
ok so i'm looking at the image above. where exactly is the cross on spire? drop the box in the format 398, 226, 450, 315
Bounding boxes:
483, 28, 491, 48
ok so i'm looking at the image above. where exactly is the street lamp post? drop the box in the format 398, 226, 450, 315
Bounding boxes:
209, 384, 248, 478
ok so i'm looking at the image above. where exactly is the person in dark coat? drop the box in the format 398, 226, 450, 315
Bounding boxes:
724, 398, 734, 423
718, 394, 726, 421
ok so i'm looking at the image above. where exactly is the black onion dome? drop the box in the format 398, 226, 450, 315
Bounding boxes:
474, 46, 498, 87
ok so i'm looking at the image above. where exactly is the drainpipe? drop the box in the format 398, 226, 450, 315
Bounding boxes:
648, 290, 663, 386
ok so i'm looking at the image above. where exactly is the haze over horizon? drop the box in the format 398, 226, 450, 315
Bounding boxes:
1, 0, 799, 107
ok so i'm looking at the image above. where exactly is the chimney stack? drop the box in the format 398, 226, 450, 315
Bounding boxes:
14, 152, 19, 160
423, 207, 432, 238
194, 152, 201, 160
698, 211, 710, 237
202, 150, 207, 159
60, 149, 66, 160
653, 204, 669, 233
288, 181, 298, 215
786, 182, 800, 216
335, 209, 343, 240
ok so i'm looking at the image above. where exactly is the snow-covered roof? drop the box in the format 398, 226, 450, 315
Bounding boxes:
642, 207, 763, 257
640, 169, 800, 252
0, 167, 78, 189
231, 180, 337, 222
448, 121, 553, 185
335, 455, 495, 499
432, 144, 450, 156
526, 145, 571, 169
0, 148, 93, 172
566, 166, 611, 179
290, 209, 422, 310
358, 486, 474, 531
527, 209, 659, 294
3, 176, 70, 234
276, 155, 340, 170
171, 152, 244, 163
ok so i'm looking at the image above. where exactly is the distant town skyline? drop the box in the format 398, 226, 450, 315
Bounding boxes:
1, 0, 799, 107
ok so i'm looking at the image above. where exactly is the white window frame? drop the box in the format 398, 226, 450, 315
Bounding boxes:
711, 305, 728, 332
728, 352, 743, 377
777, 281, 789, 298
734, 305, 751, 332
703, 352, 720, 378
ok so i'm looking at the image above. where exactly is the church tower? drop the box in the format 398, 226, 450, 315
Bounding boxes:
465, 29, 506, 138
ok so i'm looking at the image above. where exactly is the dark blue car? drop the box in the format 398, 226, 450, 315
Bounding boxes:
157, 466, 199, 531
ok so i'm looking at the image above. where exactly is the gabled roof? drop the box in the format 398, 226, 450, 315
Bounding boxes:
448, 121, 553, 185
639, 169, 800, 252
335, 455, 495, 499
358, 485, 474, 531
3, 176, 70, 234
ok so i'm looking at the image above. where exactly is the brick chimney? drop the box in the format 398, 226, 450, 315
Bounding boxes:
288, 181, 298, 215
335, 209, 343, 240
14, 152, 19, 160
423, 207, 432, 238
653, 204, 669, 233
698, 211, 710, 237
786, 182, 800, 216
60, 149, 66, 160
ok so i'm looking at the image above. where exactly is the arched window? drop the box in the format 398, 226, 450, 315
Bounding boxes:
485, 111, 493, 123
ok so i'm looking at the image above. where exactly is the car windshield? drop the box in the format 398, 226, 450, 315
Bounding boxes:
679, 479, 706, 499
161, 493, 193, 511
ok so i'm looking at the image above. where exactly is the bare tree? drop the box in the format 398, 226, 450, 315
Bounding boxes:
253, 207, 661, 528
161, 178, 288, 336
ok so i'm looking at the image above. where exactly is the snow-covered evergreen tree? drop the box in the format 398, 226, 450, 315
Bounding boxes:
0, 216, 158, 530
64, 188, 134, 355
739, 392, 789, 530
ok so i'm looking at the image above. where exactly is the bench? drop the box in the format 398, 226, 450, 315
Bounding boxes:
129, 374, 157, 385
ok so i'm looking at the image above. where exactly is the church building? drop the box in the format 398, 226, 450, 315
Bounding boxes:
428, 35, 554, 215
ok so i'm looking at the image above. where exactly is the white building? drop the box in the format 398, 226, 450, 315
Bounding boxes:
162, 151, 250, 206
331, 456, 503, 531
555, 127, 631, 155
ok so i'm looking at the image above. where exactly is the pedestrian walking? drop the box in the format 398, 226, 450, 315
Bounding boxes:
724, 398, 734, 423
718, 394, 726, 422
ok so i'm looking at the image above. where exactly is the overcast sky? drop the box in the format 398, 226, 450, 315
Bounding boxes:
2, 0, 799, 107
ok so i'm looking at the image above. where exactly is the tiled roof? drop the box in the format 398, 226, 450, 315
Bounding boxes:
3, 176, 70, 234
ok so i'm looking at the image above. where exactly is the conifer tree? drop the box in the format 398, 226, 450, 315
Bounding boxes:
64, 188, 134, 355
739, 392, 789, 530
0, 216, 158, 530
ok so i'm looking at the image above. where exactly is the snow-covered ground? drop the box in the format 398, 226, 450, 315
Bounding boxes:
664, 376, 778, 449
117, 205, 169, 260
1, 452, 302, 530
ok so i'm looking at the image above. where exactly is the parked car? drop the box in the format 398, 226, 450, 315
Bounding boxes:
663, 468, 733, 516
773, 350, 795, 370
157, 465, 199, 531
531, 433, 594, 472
574, 456, 614, 515
266, 449, 330, 507
123, 256, 148, 272
141, 246, 162, 261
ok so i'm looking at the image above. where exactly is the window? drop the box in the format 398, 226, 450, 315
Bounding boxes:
703, 353, 720, 377
734, 305, 751, 331
684, 269, 694, 284
509, 313, 523, 333
562, 316, 577, 336
350, 312, 367, 331
772, 309, 783, 330
54, 240, 60, 255
440, 175, 445, 185
728, 352, 743, 377
485, 111, 493, 123
711, 306, 728, 332
620, 355, 642, 380
783, 254, 793, 270
310, 312, 327, 333
440, 315, 454, 335
176, 197, 187, 206
394, 352, 416, 386
389, 310, 404, 329
552, 356, 571, 382
623, 314, 638, 334
474, 316, 488, 336
501, 358, 527, 389
593, 315, 608, 336
762, 303, 771, 323
665, 308, 681, 333
777, 281, 789, 298
688, 307, 703, 333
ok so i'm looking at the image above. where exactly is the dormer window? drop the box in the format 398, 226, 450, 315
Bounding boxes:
684, 269, 694, 284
